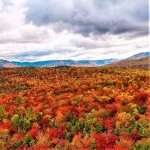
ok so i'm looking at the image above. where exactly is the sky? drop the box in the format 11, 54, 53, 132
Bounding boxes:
0, 0, 149, 61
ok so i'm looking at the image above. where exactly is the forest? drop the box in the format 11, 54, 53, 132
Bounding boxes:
0, 67, 149, 150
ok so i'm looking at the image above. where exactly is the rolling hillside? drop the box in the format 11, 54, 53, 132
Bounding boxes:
107, 56, 149, 69
0, 59, 17, 68
127, 52, 149, 60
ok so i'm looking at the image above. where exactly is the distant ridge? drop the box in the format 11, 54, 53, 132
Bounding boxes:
0, 51, 149, 68
11, 59, 118, 67
107, 53, 149, 69
0, 59, 17, 68
127, 52, 149, 60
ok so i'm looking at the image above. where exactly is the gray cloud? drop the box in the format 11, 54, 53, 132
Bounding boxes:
0, 27, 49, 43
0, 0, 148, 62
8, 49, 75, 58
25, 0, 148, 37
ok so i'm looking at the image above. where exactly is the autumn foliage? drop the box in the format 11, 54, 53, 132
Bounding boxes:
0, 66, 149, 149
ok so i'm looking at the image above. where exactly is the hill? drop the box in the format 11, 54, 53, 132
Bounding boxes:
107, 56, 149, 69
127, 52, 149, 60
0, 59, 17, 68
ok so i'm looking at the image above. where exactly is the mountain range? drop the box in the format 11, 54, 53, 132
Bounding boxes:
11, 58, 118, 67
0, 51, 149, 68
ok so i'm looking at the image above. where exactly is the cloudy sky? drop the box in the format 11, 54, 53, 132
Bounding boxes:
0, 0, 149, 61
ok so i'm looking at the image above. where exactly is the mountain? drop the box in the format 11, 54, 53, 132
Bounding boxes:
107, 56, 149, 69
0, 51, 149, 68
127, 52, 149, 60
12, 60, 89, 67
0, 59, 17, 68
0, 58, 118, 68
12, 58, 118, 67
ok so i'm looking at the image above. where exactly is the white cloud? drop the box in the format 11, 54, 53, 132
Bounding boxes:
0, 0, 149, 61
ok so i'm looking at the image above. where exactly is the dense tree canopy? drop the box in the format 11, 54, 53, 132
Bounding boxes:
0, 67, 149, 149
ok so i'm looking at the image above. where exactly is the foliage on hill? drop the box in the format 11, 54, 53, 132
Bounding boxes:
0, 67, 149, 149
107, 56, 149, 69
